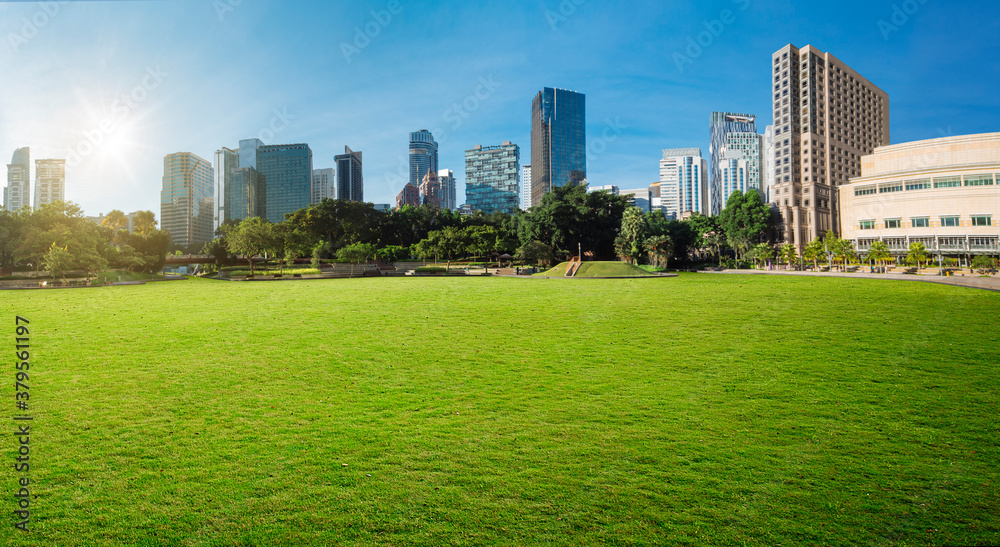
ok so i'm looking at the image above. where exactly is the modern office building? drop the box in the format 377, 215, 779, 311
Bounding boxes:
589, 185, 619, 195
161, 152, 214, 247
466, 141, 520, 213
373, 204, 391, 213
396, 183, 420, 209
239, 138, 263, 169
312, 168, 336, 203
409, 130, 438, 187
660, 148, 708, 220
215, 146, 265, 225
4, 147, 30, 212
619, 188, 652, 213
33, 159, 66, 209
530, 87, 586, 206
336, 146, 363, 203
255, 143, 313, 223
520, 165, 532, 210
840, 133, 1000, 259
419, 169, 443, 209
764, 125, 776, 203
771, 44, 890, 252
710, 112, 764, 214
438, 169, 457, 211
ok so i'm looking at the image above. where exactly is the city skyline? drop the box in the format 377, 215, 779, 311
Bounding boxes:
1, 1, 998, 218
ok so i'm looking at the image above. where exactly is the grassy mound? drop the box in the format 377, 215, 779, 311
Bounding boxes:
537, 261, 656, 277
4, 275, 999, 545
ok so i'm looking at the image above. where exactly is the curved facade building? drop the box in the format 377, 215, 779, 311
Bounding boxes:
409, 130, 438, 187
839, 133, 1000, 258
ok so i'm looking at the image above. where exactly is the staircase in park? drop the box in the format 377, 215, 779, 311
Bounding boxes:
565, 256, 581, 277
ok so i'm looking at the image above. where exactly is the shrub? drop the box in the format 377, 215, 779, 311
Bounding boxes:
415, 266, 447, 274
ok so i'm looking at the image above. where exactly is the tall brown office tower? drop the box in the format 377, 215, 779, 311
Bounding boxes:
770, 44, 890, 252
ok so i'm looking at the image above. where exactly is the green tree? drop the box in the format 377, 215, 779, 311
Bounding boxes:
222, 217, 278, 277
644, 234, 674, 269
43, 243, 73, 283
704, 231, 727, 267
970, 255, 995, 274
748, 242, 774, 269
868, 240, 892, 273
132, 210, 157, 235
719, 190, 769, 261
101, 209, 129, 245
376, 245, 409, 264
517, 184, 630, 260
336, 242, 377, 277
516, 240, 555, 267
803, 238, 824, 271
906, 242, 929, 271
617, 207, 649, 265
779, 243, 797, 270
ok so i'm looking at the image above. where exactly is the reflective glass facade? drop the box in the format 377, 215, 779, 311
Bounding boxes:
710, 112, 763, 214
4, 147, 30, 212
530, 88, 585, 206
466, 142, 519, 214
336, 146, 363, 202
161, 152, 214, 246
226, 167, 265, 222
409, 130, 438, 187
256, 143, 313, 223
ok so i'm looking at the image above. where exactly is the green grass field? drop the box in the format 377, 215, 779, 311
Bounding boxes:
537, 261, 653, 277
3, 275, 999, 546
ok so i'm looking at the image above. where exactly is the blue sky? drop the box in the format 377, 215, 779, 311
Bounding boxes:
1, 0, 998, 217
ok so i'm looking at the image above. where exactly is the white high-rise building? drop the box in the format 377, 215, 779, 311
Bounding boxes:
33, 159, 66, 209
520, 165, 532, 210
619, 188, 651, 212
312, 168, 336, 204
659, 148, 708, 220
4, 147, 30, 212
764, 125, 776, 204
438, 169, 457, 211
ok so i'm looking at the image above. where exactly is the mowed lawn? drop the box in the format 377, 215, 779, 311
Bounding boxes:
2, 274, 999, 546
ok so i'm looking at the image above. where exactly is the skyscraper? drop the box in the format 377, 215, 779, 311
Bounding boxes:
771, 44, 890, 251
531, 88, 586, 206
466, 141, 520, 214
710, 112, 764, 214
4, 147, 30, 212
33, 159, 66, 209
659, 148, 708, 220
336, 146, 363, 202
520, 165, 532, 210
256, 143, 313, 223
161, 152, 214, 247
312, 168, 336, 203
396, 183, 419, 209
419, 169, 442, 209
409, 130, 438, 187
215, 146, 265, 225
438, 169, 457, 211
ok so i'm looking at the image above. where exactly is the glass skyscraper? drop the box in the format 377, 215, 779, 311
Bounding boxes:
161, 152, 215, 247
438, 169, 457, 211
659, 148, 708, 220
409, 130, 438, 187
215, 146, 266, 226
530, 88, 586, 206
4, 147, 30, 212
256, 143, 313, 223
709, 112, 764, 214
465, 141, 520, 214
336, 146, 363, 202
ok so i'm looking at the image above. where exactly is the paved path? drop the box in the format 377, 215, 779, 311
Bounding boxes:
705, 269, 1000, 292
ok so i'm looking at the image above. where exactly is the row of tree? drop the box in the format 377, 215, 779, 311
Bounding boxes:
0, 203, 169, 279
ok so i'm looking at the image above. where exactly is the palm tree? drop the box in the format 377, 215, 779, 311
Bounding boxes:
749, 242, 774, 269
868, 240, 891, 274
101, 210, 128, 245
780, 243, 797, 270
704, 231, 726, 267
133, 211, 157, 235
906, 242, 929, 272
803, 238, 824, 271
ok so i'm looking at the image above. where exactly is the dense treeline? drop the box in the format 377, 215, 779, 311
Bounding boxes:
0, 202, 169, 278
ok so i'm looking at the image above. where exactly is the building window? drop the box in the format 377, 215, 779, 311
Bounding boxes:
854, 186, 876, 196
964, 174, 995, 186
940, 216, 960, 227
911, 217, 929, 228
972, 215, 992, 226
878, 183, 903, 193
884, 218, 901, 229
904, 179, 931, 191
859, 220, 875, 230
933, 177, 962, 189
